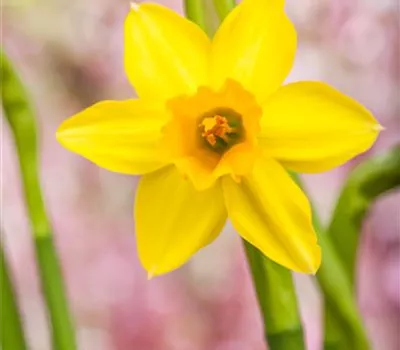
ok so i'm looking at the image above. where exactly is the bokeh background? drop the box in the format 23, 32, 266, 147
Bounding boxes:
2, 0, 399, 349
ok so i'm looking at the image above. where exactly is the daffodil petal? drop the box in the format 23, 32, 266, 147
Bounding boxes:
258, 82, 382, 172
222, 158, 321, 274
211, 0, 296, 103
135, 166, 227, 277
124, 3, 210, 102
56, 100, 167, 174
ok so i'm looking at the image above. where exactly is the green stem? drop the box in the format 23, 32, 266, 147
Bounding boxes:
0, 241, 29, 350
243, 242, 305, 350
184, 0, 208, 33
323, 307, 343, 350
213, 0, 236, 21
182, 1, 305, 348
324, 146, 400, 349
1, 50, 77, 350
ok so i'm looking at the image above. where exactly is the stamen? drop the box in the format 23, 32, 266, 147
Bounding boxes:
199, 115, 235, 147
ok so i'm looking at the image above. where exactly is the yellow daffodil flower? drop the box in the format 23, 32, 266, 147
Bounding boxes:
56, 0, 382, 277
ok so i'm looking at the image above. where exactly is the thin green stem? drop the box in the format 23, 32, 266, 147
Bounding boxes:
243, 241, 305, 350
0, 241, 29, 350
182, 1, 305, 348
1, 50, 77, 350
213, 0, 236, 21
323, 146, 400, 349
323, 307, 343, 350
184, 0, 208, 33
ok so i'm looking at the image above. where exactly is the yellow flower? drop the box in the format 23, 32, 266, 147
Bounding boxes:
56, 0, 382, 277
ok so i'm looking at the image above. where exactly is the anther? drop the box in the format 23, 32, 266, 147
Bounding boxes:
199, 115, 235, 147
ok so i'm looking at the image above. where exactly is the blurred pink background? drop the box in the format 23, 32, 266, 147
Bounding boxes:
2, 0, 399, 349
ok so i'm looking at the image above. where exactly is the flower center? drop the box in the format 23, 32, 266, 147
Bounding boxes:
198, 108, 244, 154
162, 79, 262, 190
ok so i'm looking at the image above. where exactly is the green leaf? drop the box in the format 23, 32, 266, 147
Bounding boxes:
0, 241, 28, 350
1, 50, 77, 350
290, 173, 371, 350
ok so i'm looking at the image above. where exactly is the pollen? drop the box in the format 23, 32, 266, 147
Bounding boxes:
199, 115, 235, 147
